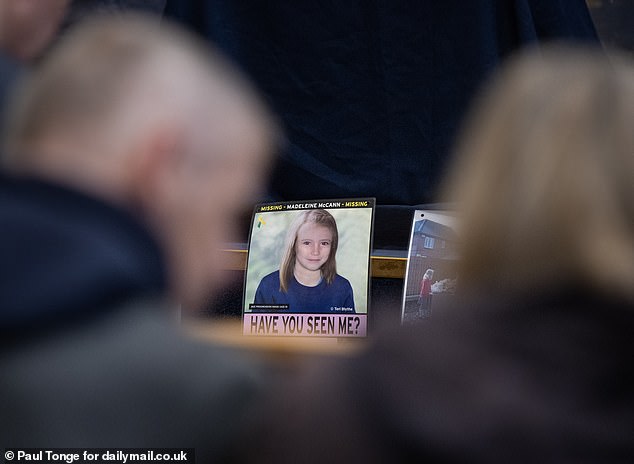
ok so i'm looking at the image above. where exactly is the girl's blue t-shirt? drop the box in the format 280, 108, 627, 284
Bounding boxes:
253, 270, 355, 313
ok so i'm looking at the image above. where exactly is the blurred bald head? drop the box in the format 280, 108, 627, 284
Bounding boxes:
3, 15, 278, 308
4, 14, 273, 188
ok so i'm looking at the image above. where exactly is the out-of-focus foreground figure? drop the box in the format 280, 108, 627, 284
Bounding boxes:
0, 14, 276, 456
0, 0, 69, 120
250, 47, 634, 463
0, 0, 68, 62
447, 47, 634, 302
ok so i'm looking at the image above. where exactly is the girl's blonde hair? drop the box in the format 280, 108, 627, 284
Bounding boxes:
279, 209, 339, 292
443, 46, 634, 301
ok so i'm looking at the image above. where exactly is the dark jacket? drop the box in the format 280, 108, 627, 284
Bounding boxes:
0, 176, 263, 460
0, 175, 166, 334
252, 290, 634, 463
0, 51, 24, 130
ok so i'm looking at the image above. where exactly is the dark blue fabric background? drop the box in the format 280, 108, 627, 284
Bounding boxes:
165, 0, 598, 205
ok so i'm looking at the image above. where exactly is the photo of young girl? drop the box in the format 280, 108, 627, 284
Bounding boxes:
253, 209, 355, 313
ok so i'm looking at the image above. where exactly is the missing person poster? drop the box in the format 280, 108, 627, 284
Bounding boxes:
243, 199, 375, 337
401, 210, 459, 324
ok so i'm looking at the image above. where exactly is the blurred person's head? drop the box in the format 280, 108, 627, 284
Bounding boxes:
444, 46, 634, 301
0, 0, 69, 61
2, 14, 278, 309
